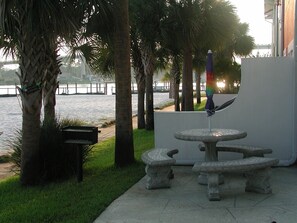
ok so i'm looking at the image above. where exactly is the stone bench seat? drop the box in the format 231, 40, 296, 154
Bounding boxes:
141, 148, 178, 189
192, 157, 279, 201
199, 144, 272, 158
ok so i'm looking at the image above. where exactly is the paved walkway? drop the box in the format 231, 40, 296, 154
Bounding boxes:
94, 104, 297, 222
94, 166, 297, 223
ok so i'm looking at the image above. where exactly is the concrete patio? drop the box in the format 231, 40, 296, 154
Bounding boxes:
94, 165, 297, 223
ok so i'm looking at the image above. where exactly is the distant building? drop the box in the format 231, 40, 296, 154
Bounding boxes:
265, 0, 295, 56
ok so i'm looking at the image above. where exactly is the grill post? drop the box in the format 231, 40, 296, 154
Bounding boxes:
62, 126, 99, 182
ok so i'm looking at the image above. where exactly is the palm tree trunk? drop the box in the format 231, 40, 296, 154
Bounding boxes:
174, 79, 180, 111
141, 44, 155, 130
131, 30, 146, 129
145, 70, 154, 130
113, 0, 134, 167
195, 71, 201, 104
136, 72, 146, 129
43, 47, 61, 122
182, 44, 194, 111
20, 90, 42, 185
169, 78, 174, 99
17, 36, 46, 185
7, 2, 50, 185
171, 56, 181, 111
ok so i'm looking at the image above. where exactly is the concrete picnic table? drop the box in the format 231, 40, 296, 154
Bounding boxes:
174, 128, 247, 184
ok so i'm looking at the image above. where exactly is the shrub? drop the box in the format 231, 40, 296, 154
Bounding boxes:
6, 118, 93, 183
0, 154, 10, 163
6, 129, 22, 173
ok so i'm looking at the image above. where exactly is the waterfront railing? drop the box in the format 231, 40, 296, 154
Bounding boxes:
0, 82, 170, 96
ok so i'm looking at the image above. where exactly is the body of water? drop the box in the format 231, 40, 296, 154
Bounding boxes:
0, 93, 173, 152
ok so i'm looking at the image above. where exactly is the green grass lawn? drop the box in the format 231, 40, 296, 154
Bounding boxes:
194, 99, 206, 111
0, 129, 154, 223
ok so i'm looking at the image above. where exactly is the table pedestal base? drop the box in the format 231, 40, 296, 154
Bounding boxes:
198, 173, 224, 185
197, 141, 224, 185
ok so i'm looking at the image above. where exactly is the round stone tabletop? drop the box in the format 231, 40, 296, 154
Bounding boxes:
174, 128, 247, 143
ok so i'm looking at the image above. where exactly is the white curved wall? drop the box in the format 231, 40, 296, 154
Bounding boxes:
154, 57, 296, 166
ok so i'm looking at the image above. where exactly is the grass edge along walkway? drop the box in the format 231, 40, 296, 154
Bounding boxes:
0, 99, 207, 222
0, 129, 154, 223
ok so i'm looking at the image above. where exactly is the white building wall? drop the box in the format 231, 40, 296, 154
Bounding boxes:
154, 57, 296, 166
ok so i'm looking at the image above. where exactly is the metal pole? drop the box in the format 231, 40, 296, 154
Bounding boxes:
77, 145, 83, 182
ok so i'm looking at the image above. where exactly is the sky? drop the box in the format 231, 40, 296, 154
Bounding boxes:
229, 0, 272, 45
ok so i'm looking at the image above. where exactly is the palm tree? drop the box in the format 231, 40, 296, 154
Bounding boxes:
77, 1, 152, 131
192, 49, 206, 104
217, 22, 255, 59
160, 0, 204, 111
65, 1, 134, 167
113, 0, 134, 167
43, 43, 62, 122
178, 0, 203, 111
0, 0, 55, 185
193, 21, 254, 98
66, 1, 135, 167
130, 0, 167, 130
131, 28, 146, 129
167, 0, 238, 111
159, 1, 183, 111
42, 0, 104, 122
162, 0, 250, 108
171, 56, 182, 111
0, 0, 86, 185
213, 22, 255, 92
